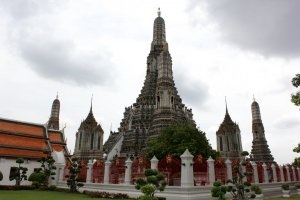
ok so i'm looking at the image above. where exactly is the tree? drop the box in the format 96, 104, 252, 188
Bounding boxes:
292, 143, 300, 167
135, 169, 166, 200
9, 158, 28, 186
0, 171, 3, 181
145, 122, 218, 160
291, 74, 300, 166
65, 158, 84, 192
291, 74, 300, 106
211, 151, 256, 200
37, 150, 56, 187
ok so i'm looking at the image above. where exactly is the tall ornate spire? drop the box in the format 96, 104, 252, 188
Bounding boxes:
47, 95, 60, 130
250, 99, 275, 163
104, 10, 194, 157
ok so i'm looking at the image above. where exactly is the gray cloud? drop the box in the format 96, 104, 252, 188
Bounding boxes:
274, 116, 300, 129
0, 0, 62, 19
19, 37, 114, 86
188, 0, 300, 58
174, 70, 209, 109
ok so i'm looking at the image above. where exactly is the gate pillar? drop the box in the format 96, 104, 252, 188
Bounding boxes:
279, 165, 284, 182
251, 162, 259, 184
271, 164, 277, 182
151, 156, 158, 170
262, 163, 269, 183
207, 156, 215, 185
180, 149, 194, 187
287, 166, 291, 182
86, 160, 94, 183
292, 166, 296, 182
124, 158, 133, 185
104, 161, 111, 184
241, 160, 247, 182
225, 159, 232, 181
55, 163, 65, 182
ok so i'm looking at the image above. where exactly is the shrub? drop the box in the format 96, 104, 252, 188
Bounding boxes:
0, 171, 3, 181
135, 169, 166, 200
295, 183, 300, 189
66, 158, 84, 192
82, 190, 129, 199
28, 171, 46, 188
251, 185, 262, 194
281, 184, 289, 190
9, 158, 28, 186
48, 185, 57, 191
211, 151, 255, 200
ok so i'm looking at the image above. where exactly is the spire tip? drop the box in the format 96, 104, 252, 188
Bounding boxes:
157, 7, 161, 17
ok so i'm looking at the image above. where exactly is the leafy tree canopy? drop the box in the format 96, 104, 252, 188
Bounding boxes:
145, 122, 218, 160
291, 74, 300, 106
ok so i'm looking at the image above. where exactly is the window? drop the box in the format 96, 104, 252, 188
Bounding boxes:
91, 133, 94, 149
98, 135, 101, 150
220, 136, 223, 151
79, 132, 82, 150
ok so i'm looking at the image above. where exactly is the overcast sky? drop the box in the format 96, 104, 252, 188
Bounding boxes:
0, 0, 299, 165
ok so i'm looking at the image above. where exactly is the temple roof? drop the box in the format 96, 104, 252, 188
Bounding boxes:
216, 105, 239, 135
79, 105, 103, 132
0, 117, 69, 159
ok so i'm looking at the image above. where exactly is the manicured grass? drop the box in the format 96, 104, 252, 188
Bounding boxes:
0, 190, 97, 200
266, 195, 300, 199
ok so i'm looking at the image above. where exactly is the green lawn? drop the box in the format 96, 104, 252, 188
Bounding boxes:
0, 190, 96, 200
266, 195, 300, 200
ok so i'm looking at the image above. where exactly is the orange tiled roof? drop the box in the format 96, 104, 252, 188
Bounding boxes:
0, 118, 50, 159
0, 134, 48, 150
0, 147, 46, 159
48, 130, 64, 143
0, 121, 45, 137
51, 144, 64, 152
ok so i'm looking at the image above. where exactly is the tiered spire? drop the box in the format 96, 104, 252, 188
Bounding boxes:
47, 94, 60, 130
104, 9, 194, 157
250, 99, 274, 163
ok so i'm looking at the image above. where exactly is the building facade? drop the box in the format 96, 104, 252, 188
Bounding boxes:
0, 96, 69, 185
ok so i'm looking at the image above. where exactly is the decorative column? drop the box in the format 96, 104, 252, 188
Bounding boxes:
271, 164, 277, 183
55, 163, 65, 182
279, 165, 284, 182
86, 160, 94, 183
297, 167, 300, 181
241, 160, 247, 182
262, 163, 269, 183
287, 166, 291, 182
207, 156, 215, 186
180, 149, 194, 187
292, 166, 296, 182
124, 158, 133, 185
225, 159, 232, 181
251, 162, 259, 184
104, 161, 111, 184
151, 156, 158, 170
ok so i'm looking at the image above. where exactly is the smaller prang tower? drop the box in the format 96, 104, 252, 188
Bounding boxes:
216, 101, 243, 161
73, 101, 104, 161
250, 99, 274, 163
47, 94, 60, 130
